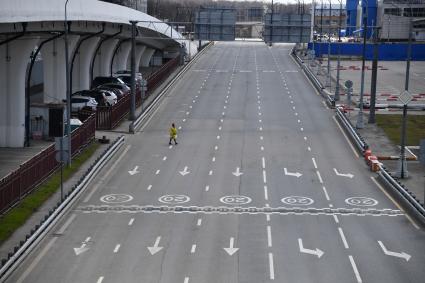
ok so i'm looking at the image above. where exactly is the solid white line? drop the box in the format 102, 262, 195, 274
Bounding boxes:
338, 227, 349, 249
128, 218, 135, 226
209, 170, 213, 176
114, 244, 121, 253
349, 255, 363, 283
17, 237, 58, 283
262, 157, 266, 169
57, 214, 76, 234
316, 171, 323, 184
191, 244, 197, 253
205, 185, 210, 191
147, 185, 152, 191
263, 170, 267, 184
83, 145, 131, 203
264, 185, 269, 200
370, 176, 419, 229
197, 218, 202, 226
333, 215, 340, 224
163, 156, 167, 161
267, 226, 273, 247
312, 157, 318, 169
97, 277, 105, 283
332, 116, 360, 158
266, 214, 271, 222
322, 186, 330, 201
155, 169, 160, 175
269, 253, 275, 280
184, 277, 190, 283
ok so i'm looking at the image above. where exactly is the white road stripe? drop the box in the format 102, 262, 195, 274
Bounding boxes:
307, 147, 311, 151
163, 156, 167, 161
304, 136, 307, 141
268, 253, 275, 280
97, 277, 105, 283
338, 227, 349, 249
262, 157, 266, 169
147, 185, 152, 191
155, 169, 160, 175
205, 185, 210, 191
184, 277, 190, 283
191, 244, 197, 253
214, 145, 218, 151
128, 218, 134, 226
114, 244, 121, 253
260, 136, 264, 140
217, 135, 220, 140
312, 158, 318, 169
212, 157, 216, 162
209, 170, 213, 176
322, 186, 330, 201
267, 226, 273, 247
263, 170, 267, 184
333, 215, 340, 223
349, 255, 363, 283
261, 146, 264, 151
264, 185, 269, 200
197, 218, 202, 226
316, 171, 323, 184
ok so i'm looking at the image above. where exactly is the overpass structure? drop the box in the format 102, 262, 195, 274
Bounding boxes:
0, 0, 185, 147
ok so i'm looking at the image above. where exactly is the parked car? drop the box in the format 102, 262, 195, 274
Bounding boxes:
96, 85, 127, 99
92, 76, 126, 88
73, 89, 117, 106
99, 83, 130, 96
113, 70, 143, 80
71, 95, 98, 111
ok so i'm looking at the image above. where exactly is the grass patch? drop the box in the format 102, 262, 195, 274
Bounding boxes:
0, 142, 100, 245
376, 114, 425, 146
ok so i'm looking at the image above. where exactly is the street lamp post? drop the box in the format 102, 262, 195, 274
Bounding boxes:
129, 20, 138, 133
326, 1, 331, 88
356, 11, 367, 129
64, 0, 72, 165
334, 0, 342, 101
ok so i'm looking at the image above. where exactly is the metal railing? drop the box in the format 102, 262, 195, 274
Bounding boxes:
0, 114, 96, 214
335, 107, 369, 153
146, 56, 181, 94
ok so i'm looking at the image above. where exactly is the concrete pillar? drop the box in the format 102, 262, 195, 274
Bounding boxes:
93, 38, 119, 78
72, 37, 100, 92
140, 48, 155, 67
112, 41, 131, 74
0, 37, 39, 147
127, 45, 146, 72
42, 35, 80, 103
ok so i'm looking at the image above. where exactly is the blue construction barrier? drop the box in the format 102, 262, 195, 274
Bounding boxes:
309, 42, 425, 61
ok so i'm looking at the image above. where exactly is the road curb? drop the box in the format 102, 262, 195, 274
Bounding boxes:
0, 136, 125, 282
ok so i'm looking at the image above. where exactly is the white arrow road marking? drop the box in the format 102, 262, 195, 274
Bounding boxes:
128, 166, 139, 176
224, 237, 239, 256
232, 167, 243, 177
74, 237, 91, 256
298, 238, 324, 258
378, 241, 411, 261
179, 166, 190, 176
284, 168, 302, 178
147, 236, 163, 255
333, 168, 354, 178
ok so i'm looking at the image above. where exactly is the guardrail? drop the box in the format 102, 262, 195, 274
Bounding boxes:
378, 164, 425, 226
0, 114, 96, 215
0, 135, 125, 281
335, 107, 369, 154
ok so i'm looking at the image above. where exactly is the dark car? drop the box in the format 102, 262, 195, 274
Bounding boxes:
92, 76, 126, 88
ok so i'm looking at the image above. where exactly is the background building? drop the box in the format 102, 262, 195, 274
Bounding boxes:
101, 0, 147, 13
313, 3, 347, 36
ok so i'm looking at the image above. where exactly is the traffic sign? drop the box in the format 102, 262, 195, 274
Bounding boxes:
344, 80, 353, 89
398, 90, 413, 105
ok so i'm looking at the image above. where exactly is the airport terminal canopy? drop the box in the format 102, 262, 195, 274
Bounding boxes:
0, 0, 184, 48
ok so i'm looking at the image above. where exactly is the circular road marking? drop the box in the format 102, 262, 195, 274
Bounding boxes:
345, 197, 378, 207
220, 195, 252, 205
281, 196, 314, 206
100, 194, 133, 204
158, 194, 190, 204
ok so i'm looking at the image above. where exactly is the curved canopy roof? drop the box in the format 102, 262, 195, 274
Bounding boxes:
0, 0, 183, 41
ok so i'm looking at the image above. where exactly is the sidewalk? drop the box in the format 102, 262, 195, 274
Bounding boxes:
297, 49, 425, 204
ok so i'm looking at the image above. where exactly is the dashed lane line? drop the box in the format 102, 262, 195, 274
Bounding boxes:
349, 255, 363, 283
338, 227, 350, 249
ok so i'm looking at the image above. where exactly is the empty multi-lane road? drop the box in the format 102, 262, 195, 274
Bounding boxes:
7, 42, 425, 283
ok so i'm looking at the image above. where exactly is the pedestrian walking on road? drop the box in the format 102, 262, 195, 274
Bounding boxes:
169, 123, 178, 145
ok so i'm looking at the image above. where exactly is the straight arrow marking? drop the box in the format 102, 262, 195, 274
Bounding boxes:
334, 168, 354, 178
147, 236, 163, 255
224, 237, 239, 255
74, 237, 91, 256
298, 238, 324, 258
232, 167, 243, 177
284, 168, 302, 178
378, 241, 411, 261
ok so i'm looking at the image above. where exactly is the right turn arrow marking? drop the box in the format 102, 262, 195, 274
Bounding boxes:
298, 238, 324, 258
378, 241, 411, 261
147, 236, 164, 255
284, 168, 302, 178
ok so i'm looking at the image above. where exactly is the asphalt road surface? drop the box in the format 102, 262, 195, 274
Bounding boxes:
6, 42, 425, 283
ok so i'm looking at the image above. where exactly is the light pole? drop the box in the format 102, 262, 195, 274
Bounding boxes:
326, 0, 331, 88
129, 20, 138, 133
356, 9, 367, 129
64, 0, 72, 165
334, 0, 342, 101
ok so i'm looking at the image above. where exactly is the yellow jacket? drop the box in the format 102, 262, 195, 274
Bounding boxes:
169, 127, 177, 138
